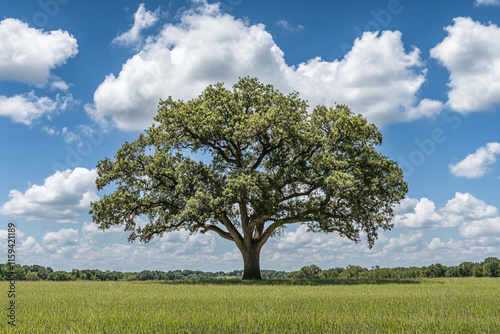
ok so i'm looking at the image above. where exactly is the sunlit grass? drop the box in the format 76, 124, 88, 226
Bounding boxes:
2, 278, 499, 333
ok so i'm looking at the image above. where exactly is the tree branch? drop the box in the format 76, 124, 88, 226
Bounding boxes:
182, 125, 238, 165
251, 138, 285, 170
207, 142, 238, 165
257, 217, 305, 248
200, 224, 234, 241
287, 142, 322, 168
239, 202, 252, 244
253, 221, 265, 240
217, 211, 244, 246
249, 213, 272, 228
279, 186, 318, 203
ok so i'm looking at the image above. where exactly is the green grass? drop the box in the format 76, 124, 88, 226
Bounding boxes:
2, 278, 499, 333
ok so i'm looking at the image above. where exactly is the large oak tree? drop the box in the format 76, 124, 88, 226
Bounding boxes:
90, 77, 407, 279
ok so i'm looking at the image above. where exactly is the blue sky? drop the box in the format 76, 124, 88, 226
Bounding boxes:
1, 0, 500, 272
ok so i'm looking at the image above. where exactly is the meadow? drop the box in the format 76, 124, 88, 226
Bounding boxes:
2, 278, 499, 333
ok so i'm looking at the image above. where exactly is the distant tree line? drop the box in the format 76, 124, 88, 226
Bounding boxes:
288, 257, 500, 279
1, 258, 498, 281
0, 264, 288, 281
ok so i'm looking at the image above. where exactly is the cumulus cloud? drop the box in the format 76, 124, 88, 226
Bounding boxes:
449, 142, 500, 178
380, 232, 423, 254
430, 17, 500, 112
475, 0, 499, 6
460, 217, 500, 238
392, 197, 442, 229
50, 79, 70, 92
0, 92, 75, 125
112, 3, 160, 49
293, 30, 443, 125
81, 221, 123, 235
15, 222, 220, 271
43, 228, 79, 251
401, 98, 445, 122
0, 168, 98, 223
21, 236, 45, 255
393, 192, 500, 233
87, 1, 440, 131
0, 229, 25, 242
0, 18, 78, 85
0, 92, 56, 125
440, 192, 499, 224
275, 224, 353, 252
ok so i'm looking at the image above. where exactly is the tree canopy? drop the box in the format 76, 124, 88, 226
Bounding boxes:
90, 77, 407, 279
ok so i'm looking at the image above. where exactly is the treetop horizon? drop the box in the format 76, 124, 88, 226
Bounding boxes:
90, 76, 408, 280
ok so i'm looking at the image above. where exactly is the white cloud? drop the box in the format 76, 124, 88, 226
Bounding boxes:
41, 125, 89, 147
42, 125, 58, 135
0, 229, 25, 242
460, 217, 500, 238
428, 237, 445, 250
159, 230, 216, 254
392, 197, 442, 228
440, 192, 499, 225
475, 0, 499, 6
393, 192, 500, 231
50, 79, 70, 92
87, 1, 440, 131
0, 92, 60, 125
264, 224, 375, 268
21, 236, 44, 255
77, 124, 97, 137
112, 4, 160, 49
0, 18, 78, 85
81, 221, 123, 235
62, 127, 82, 145
430, 17, 500, 112
16, 222, 221, 271
0, 168, 98, 223
293, 30, 442, 125
449, 142, 500, 178
401, 98, 445, 122
0, 92, 75, 126
277, 20, 304, 31
381, 232, 423, 253
43, 228, 79, 251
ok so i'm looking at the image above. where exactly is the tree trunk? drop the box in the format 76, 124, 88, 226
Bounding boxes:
241, 244, 262, 280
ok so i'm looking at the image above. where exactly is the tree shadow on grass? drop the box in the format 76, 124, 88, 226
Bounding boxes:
156, 278, 425, 286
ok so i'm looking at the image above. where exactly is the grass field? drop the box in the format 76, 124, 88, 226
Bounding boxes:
2, 278, 499, 333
